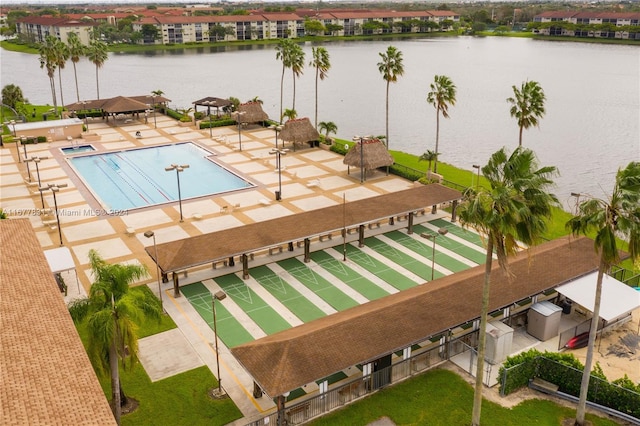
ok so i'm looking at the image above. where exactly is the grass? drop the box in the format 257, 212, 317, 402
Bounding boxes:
74, 287, 243, 426
309, 369, 621, 426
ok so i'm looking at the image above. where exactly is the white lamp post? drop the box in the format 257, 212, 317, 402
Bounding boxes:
420, 228, 448, 281
235, 111, 246, 151
165, 164, 189, 222
143, 230, 164, 312
39, 183, 68, 246
270, 148, 288, 201
212, 290, 227, 394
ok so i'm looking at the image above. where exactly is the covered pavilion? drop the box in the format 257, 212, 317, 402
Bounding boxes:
145, 184, 462, 294
193, 96, 232, 118
65, 94, 171, 123
278, 117, 320, 151
231, 237, 600, 410
235, 101, 269, 124
343, 137, 394, 182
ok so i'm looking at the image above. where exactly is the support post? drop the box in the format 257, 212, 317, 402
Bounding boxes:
303, 238, 310, 263
358, 224, 365, 247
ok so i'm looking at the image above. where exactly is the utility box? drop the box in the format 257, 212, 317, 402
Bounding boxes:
527, 301, 563, 341
485, 320, 514, 364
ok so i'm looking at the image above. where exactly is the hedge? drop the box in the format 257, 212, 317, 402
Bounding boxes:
499, 349, 640, 419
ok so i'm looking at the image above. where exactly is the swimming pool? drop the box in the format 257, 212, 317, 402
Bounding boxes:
68, 142, 253, 210
61, 145, 96, 154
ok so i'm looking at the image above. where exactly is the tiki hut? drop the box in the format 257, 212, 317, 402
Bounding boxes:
235, 102, 269, 124
343, 137, 394, 181
278, 117, 320, 151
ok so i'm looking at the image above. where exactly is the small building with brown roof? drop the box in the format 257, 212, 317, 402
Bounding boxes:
0, 219, 116, 426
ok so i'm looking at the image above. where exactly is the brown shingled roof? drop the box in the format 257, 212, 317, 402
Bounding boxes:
1, 219, 115, 425
231, 236, 599, 397
146, 184, 461, 273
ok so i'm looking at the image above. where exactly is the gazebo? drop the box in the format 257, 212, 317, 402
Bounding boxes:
343, 137, 394, 182
236, 101, 269, 124
278, 117, 320, 151
65, 95, 171, 123
193, 97, 232, 118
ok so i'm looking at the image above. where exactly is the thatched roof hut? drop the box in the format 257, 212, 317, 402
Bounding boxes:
235, 102, 269, 124
278, 117, 320, 150
343, 138, 394, 179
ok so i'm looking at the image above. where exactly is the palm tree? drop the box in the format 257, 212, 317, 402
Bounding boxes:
54, 38, 70, 110
290, 43, 305, 111
39, 35, 59, 116
310, 47, 331, 129
506, 80, 546, 147
318, 121, 337, 143
282, 108, 297, 121
377, 45, 404, 151
419, 150, 439, 177
566, 161, 640, 426
275, 39, 294, 123
86, 39, 108, 99
458, 147, 558, 426
426, 75, 456, 174
67, 32, 85, 102
68, 250, 160, 425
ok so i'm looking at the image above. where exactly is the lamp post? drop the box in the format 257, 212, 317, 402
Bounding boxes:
420, 228, 448, 281
270, 148, 288, 201
40, 183, 67, 246
269, 124, 282, 149
26, 156, 49, 208
570, 192, 585, 214
472, 164, 481, 189
211, 290, 227, 394
165, 164, 189, 222
206, 102, 214, 138
143, 230, 164, 313
235, 111, 246, 151
81, 101, 89, 130
21, 136, 28, 162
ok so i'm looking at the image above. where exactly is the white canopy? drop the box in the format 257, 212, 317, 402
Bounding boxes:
44, 247, 75, 273
556, 272, 640, 322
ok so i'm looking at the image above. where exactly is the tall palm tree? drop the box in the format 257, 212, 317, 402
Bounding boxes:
275, 39, 294, 124
458, 147, 558, 426
506, 80, 546, 147
290, 43, 305, 111
54, 38, 70, 110
419, 149, 439, 176
67, 32, 85, 102
426, 75, 456, 174
282, 108, 297, 121
39, 35, 59, 116
566, 161, 640, 426
68, 250, 160, 425
377, 46, 404, 152
318, 121, 337, 143
86, 39, 108, 99
310, 47, 331, 129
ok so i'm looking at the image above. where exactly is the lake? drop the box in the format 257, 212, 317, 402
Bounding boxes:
2, 37, 638, 209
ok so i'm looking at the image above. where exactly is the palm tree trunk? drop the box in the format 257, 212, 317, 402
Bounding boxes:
110, 342, 121, 425
280, 65, 285, 123
73, 62, 80, 102
472, 238, 493, 426
292, 71, 296, 111
49, 77, 58, 118
57, 69, 65, 112
575, 258, 605, 425
434, 110, 440, 173
314, 67, 319, 129
385, 81, 390, 149
518, 125, 524, 147
95, 65, 100, 100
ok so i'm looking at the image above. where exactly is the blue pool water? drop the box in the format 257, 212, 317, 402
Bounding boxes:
61, 145, 96, 154
68, 142, 253, 210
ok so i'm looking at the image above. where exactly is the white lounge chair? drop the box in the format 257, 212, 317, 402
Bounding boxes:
259, 198, 271, 206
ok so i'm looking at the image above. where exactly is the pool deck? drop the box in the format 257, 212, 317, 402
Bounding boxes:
0, 114, 440, 423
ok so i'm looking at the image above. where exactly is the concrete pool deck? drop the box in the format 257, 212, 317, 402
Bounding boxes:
1, 113, 435, 422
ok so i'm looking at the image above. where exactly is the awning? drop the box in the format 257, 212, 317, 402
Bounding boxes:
44, 247, 75, 273
556, 272, 640, 321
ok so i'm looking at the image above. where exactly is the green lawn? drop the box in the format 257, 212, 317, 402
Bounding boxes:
74, 287, 243, 426
309, 369, 620, 426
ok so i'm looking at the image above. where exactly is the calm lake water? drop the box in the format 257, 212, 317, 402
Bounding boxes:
2, 37, 638, 209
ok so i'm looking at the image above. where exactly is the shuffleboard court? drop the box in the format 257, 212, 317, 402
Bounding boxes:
430, 218, 486, 248
344, 244, 418, 290
181, 282, 254, 348
277, 258, 359, 311
413, 224, 487, 265
214, 274, 291, 336
309, 250, 390, 301
363, 237, 441, 281
249, 265, 326, 323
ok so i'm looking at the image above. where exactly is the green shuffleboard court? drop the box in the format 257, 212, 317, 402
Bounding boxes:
249, 265, 326, 323
343, 243, 418, 290
430, 218, 486, 249
181, 282, 254, 348
411, 225, 487, 266
363, 237, 442, 281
